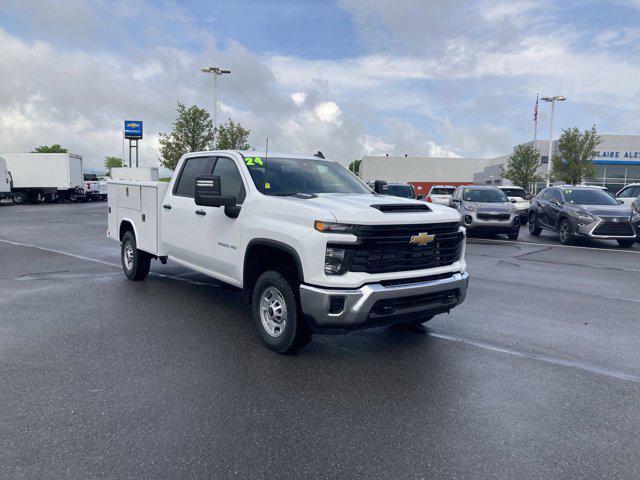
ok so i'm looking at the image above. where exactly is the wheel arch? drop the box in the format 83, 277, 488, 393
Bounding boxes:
243, 239, 305, 294
118, 218, 138, 243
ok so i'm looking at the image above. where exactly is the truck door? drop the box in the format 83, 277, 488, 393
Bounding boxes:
189, 156, 246, 281
161, 156, 217, 265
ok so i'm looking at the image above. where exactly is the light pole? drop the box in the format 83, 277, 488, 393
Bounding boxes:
200, 66, 231, 129
541, 95, 566, 187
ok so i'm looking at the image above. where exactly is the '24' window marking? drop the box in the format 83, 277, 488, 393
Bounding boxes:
244, 157, 264, 166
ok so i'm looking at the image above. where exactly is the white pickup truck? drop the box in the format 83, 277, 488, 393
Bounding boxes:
107, 151, 469, 353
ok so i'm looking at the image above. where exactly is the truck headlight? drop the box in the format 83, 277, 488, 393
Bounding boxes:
315, 221, 356, 234
632, 212, 640, 222
325, 246, 346, 274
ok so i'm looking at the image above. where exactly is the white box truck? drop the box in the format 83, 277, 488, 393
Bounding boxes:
107, 151, 469, 353
1, 153, 84, 204
0, 157, 13, 201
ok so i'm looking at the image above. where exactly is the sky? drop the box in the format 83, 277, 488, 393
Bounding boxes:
1, 0, 639, 172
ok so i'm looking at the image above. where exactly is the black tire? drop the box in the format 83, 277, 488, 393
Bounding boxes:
520, 216, 528, 225
252, 270, 311, 354
69, 194, 78, 202
121, 231, 151, 281
558, 218, 573, 244
528, 213, 542, 236
617, 239, 635, 248
508, 229, 519, 240
12, 192, 27, 204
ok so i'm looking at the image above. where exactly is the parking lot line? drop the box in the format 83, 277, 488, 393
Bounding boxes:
0, 237, 217, 287
430, 332, 640, 384
467, 237, 640, 254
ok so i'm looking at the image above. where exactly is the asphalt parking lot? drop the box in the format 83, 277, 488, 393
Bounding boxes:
1, 202, 640, 479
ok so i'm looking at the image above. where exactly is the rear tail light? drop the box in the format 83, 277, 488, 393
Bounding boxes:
426, 196, 432, 203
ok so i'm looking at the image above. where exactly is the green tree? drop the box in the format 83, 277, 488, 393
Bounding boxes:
500, 145, 542, 189
214, 118, 252, 150
159, 102, 215, 170
104, 155, 123, 175
349, 159, 362, 175
550, 126, 601, 184
31, 144, 67, 153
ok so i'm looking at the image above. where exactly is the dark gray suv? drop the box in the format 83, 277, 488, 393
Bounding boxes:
449, 185, 520, 239
528, 186, 640, 247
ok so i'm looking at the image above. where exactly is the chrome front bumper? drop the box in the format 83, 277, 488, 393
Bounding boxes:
299, 272, 469, 331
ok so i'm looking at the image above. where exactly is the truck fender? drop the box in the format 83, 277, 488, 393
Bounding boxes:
118, 217, 139, 244
243, 238, 305, 288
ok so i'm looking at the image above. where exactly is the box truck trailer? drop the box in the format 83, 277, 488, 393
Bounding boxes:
0, 153, 84, 204
0, 157, 13, 201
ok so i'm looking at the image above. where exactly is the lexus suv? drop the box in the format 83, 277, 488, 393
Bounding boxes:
449, 185, 520, 239
528, 185, 640, 247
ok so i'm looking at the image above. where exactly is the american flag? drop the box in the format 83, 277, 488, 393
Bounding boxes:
534, 94, 539, 123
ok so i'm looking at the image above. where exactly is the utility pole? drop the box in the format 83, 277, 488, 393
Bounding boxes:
200, 66, 231, 130
542, 95, 566, 187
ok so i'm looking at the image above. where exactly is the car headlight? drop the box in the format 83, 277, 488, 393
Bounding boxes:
570, 211, 596, 222
632, 211, 640, 222
325, 246, 347, 275
314, 221, 356, 233
463, 202, 477, 212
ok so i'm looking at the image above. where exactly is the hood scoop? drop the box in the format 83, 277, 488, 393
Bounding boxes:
371, 204, 432, 213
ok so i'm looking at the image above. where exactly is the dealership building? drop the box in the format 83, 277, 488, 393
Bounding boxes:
360, 134, 640, 195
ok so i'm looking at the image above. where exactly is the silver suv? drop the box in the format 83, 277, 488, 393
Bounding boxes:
449, 185, 520, 240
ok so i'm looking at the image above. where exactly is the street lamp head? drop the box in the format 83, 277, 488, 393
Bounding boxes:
541, 95, 566, 102
555, 96, 566, 101
200, 66, 231, 75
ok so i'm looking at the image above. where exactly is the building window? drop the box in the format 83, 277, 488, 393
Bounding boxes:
541, 156, 549, 164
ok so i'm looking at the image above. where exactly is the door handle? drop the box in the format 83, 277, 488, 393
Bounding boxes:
195, 209, 206, 216
163, 204, 172, 210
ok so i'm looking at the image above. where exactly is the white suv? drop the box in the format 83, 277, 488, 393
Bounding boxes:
497, 186, 531, 224
426, 185, 456, 205
615, 183, 640, 207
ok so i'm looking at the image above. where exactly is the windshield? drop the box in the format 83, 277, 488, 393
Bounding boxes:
386, 185, 416, 199
431, 187, 455, 195
500, 188, 527, 198
563, 188, 619, 205
242, 156, 370, 196
463, 188, 509, 203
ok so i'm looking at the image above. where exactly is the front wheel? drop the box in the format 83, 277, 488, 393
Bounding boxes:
617, 239, 635, 248
252, 270, 311, 354
528, 213, 542, 236
558, 218, 573, 244
508, 229, 519, 240
121, 231, 151, 281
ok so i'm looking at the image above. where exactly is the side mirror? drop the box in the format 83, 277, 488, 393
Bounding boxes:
373, 180, 387, 194
550, 199, 561, 205
194, 175, 236, 207
510, 198, 517, 203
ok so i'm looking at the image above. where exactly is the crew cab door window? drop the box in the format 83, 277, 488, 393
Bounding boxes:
173, 156, 216, 197
213, 157, 246, 204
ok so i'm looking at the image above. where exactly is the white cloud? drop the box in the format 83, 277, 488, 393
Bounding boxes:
290, 92, 307, 106
314, 102, 342, 124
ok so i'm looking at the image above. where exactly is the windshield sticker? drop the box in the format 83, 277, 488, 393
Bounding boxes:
244, 157, 264, 166
564, 189, 572, 194
464, 188, 470, 193
264, 182, 271, 189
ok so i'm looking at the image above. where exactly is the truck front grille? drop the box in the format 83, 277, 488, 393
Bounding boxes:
342, 222, 463, 274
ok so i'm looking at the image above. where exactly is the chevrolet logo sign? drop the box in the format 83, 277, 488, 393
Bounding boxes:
126, 123, 139, 128
409, 232, 435, 245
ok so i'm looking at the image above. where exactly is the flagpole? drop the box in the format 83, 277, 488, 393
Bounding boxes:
532, 93, 539, 193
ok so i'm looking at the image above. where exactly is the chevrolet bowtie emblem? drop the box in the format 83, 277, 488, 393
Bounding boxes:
409, 232, 435, 245
611, 217, 619, 223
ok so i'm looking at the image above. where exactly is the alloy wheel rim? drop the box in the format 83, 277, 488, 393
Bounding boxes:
259, 286, 287, 337
529, 215, 536, 233
560, 222, 568, 241
124, 241, 134, 270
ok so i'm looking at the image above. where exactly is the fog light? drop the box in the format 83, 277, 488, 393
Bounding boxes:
464, 215, 473, 225
325, 246, 346, 275
329, 296, 345, 314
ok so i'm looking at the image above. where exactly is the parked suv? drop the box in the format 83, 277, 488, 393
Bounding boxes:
528, 185, 640, 247
385, 183, 417, 199
615, 183, 640, 207
449, 185, 520, 239
497, 186, 531, 224
426, 185, 456, 205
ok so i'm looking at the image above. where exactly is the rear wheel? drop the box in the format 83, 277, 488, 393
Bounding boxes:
69, 194, 78, 202
617, 239, 635, 248
528, 213, 542, 235
558, 218, 573, 244
12, 192, 27, 204
252, 270, 311, 354
507, 229, 519, 240
121, 231, 151, 281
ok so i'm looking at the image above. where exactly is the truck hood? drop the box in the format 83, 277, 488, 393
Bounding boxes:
308, 193, 460, 224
